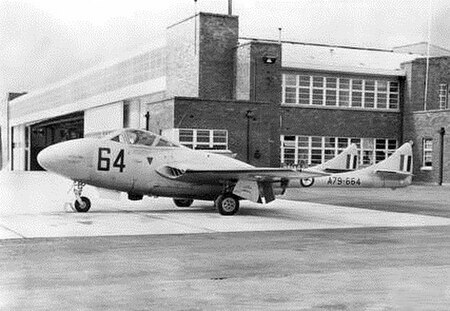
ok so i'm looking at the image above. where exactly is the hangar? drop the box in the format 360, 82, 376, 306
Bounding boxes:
1, 12, 449, 184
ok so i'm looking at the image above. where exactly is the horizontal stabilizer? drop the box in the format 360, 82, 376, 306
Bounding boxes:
376, 169, 413, 180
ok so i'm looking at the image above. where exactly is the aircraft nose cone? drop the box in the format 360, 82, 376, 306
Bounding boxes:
37, 144, 61, 172
37, 139, 93, 180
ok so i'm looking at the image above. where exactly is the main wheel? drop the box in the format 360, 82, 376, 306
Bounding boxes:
173, 198, 194, 207
216, 194, 239, 216
74, 196, 91, 213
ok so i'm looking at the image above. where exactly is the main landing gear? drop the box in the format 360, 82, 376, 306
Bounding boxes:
215, 193, 240, 216
73, 181, 91, 213
173, 198, 194, 207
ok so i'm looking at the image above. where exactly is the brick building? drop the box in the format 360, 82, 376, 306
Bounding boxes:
1, 12, 449, 184
402, 57, 450, 184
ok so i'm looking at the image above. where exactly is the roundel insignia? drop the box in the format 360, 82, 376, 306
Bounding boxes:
300, 177, 315, 187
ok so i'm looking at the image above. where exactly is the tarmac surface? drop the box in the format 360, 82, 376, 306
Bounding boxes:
1, 171, 450, 310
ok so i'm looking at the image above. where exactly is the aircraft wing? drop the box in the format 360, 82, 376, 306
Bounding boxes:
156, 165, 329, 184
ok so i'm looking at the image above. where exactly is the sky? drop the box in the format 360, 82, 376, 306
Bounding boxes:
1, 0, 450, 96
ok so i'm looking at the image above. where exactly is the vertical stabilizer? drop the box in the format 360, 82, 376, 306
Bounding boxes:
373, 142, 413, 177
312, 144, 359, 173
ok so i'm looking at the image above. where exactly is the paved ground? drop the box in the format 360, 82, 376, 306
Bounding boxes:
1, 172, 450, 310
283, 185, 450, 218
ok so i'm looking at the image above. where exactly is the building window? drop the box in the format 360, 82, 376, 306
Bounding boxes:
178, 129, 228, 150
281, 135, 397, 167
282, 74, 400, 111
389, 81, 399, 109
439, 84, 448, 110
422, 138, 433, 169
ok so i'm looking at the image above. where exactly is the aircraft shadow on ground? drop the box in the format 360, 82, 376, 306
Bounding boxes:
64, 203, 299, 220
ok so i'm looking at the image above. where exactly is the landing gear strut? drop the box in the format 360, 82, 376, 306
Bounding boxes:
73, 181, 91, 213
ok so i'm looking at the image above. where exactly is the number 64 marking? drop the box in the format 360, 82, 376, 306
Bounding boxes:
97, 148, 126, 172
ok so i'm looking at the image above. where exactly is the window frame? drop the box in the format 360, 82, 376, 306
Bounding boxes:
439, 84, 448, 110
178, 129, 228, 150
422, 138, 433, 170
282, 73, 400, 111
281, 135, 397, 167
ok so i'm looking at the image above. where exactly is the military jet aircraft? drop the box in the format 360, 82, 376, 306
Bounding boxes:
37, 128, 412, 215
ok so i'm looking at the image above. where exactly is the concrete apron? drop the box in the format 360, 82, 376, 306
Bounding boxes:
1, 171, 450, 239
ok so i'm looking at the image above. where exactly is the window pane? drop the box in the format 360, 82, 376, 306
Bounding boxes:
339, 90, 349, 106
326, 77, 337, 88
377, 93, 387, 109
325, 89, 337, 106
324, 137, 336, 148
389, 81, 399, 93
377, 81, 387, 92
312, 89, 324, 105
365, 92, 375, 108
352, 91, 362, 107
283, 148, 295, 164
362, 150, 373, 164
339, 78, 350, 89
285, 87, 296, 103
311, 149, 322, 164
365, 80, 375, 91
197, 130, 210, 143
299, 76, 310, 87
284, 74, 296, 86
338, 138, 348, 148
179, 129, 194, 142
376, 151, 386, 162
375, 139, 386, 149
283, 136, 296, 147
352, 79, 363, 90
298, 136, 309, 148
313, 76, 324, 88
298, 149, 308, 167
388, 139, 397, 149
311, 137, 322, 148
298, 88, 310, 104
389, 96, 399, 109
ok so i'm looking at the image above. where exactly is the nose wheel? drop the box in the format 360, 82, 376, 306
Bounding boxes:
73, 181, 91, 213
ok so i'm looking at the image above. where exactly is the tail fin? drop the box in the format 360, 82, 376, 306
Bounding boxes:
373, 142, 413, 179
312, 144, 359, 173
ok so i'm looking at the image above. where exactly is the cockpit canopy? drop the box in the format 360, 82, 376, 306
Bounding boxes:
106, 129, 181, 148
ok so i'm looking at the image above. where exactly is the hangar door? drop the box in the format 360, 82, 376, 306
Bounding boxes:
30, 112, 84, 170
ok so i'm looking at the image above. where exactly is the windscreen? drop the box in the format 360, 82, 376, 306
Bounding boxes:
125, 129, 157, 146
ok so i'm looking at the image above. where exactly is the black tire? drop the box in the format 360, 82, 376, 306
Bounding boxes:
216, 194, 239, 216
74, 196, 91, 213
173, 198, 194, 207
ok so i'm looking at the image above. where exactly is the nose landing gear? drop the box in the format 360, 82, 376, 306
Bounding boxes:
73, 181, 91, 213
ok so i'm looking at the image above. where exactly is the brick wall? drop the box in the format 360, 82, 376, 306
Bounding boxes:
250, 42, 282, 104
402, 56, 450, 113
403, 111, 450, 184
173, 97, 280, 167
281, 106, 402, 140
198, 13, 238, 100
402, 56, 450, 183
